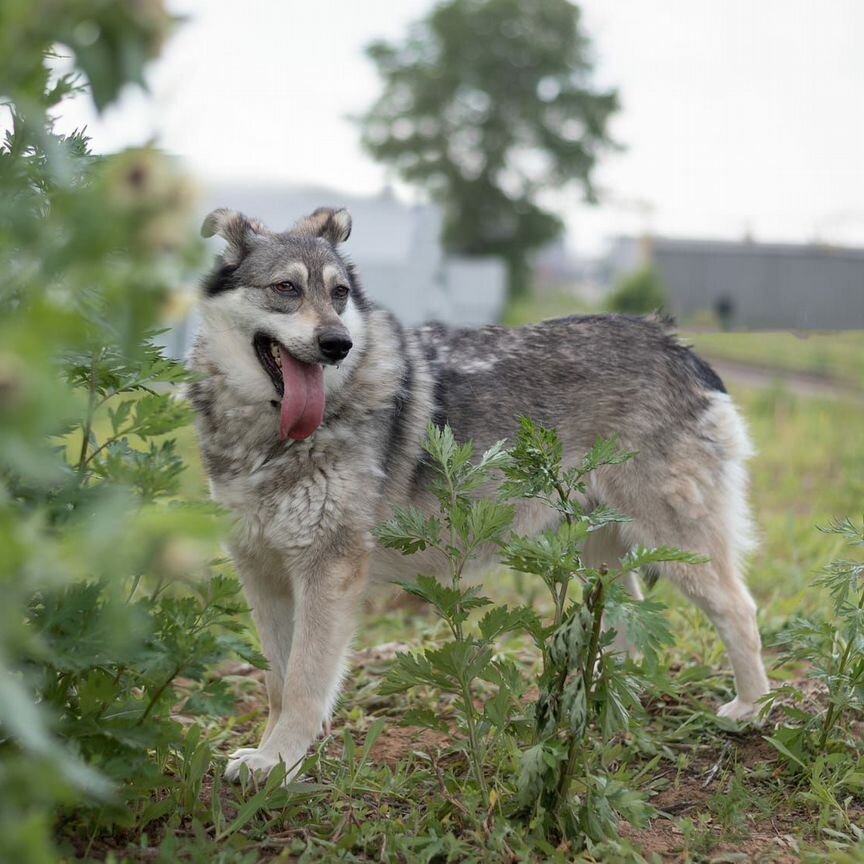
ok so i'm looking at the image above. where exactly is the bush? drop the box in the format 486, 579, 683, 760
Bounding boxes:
0, 4, 263, 860
764, 518, 864, 836
607, 266, 666, 314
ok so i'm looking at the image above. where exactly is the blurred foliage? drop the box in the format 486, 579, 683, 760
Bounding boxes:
607, 266, 666, 315
763, 518, 864, 833
0, 3, 264, 861
359, 0, 618, 297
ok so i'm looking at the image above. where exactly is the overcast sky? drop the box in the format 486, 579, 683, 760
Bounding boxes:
54, 0, 864, 256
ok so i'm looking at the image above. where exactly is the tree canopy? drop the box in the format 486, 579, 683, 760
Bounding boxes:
360, 0, 619, 296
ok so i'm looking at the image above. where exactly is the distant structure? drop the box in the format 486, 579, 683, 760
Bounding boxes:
610, 236, 864, 329
533, 238, 612, 304
161, 183, 506, 358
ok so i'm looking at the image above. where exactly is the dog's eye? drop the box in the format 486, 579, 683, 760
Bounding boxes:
333, 285, 350, 300
272, 281, 299, 296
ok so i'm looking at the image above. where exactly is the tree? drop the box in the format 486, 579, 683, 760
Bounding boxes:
359, 0, 619, 297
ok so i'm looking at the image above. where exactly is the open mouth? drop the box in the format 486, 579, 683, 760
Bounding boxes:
253, 332, 286, 396
252, 332, 325, 442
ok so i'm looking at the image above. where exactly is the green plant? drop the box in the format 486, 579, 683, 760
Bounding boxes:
764, 518, 864, 834
607, 266, 666, 315
376, 419, 701, 850
375, 425, 521, 807
0, 4, 265, 860
500, 419, 703, 843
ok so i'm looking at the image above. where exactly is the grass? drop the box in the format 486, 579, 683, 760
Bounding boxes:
684, 330, 864, 393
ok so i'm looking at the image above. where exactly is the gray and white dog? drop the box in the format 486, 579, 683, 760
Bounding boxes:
188, 206, 770, 782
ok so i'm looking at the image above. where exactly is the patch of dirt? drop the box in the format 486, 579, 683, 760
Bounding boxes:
352, 641, 413, 666
368, 723, 452, 768
621, 735, 809, 863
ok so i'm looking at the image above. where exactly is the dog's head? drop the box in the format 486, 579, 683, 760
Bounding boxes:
198, 206, 368, 441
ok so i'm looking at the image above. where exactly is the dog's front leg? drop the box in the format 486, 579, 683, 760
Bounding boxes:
225, 553, 368, 783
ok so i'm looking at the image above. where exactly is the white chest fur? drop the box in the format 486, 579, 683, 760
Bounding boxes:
209, 432, 382, 561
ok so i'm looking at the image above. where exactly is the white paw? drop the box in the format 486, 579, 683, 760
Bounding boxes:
224, 744, 305, 784
717, 697, 759, 722
226, 746, 257, 761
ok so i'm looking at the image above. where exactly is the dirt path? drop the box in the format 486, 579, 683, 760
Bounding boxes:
707, 357, 864, 403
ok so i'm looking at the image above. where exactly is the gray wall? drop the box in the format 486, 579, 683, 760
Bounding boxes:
612, 237, 864, 329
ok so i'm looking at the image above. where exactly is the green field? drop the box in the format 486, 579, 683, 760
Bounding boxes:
685, 330, 864, 393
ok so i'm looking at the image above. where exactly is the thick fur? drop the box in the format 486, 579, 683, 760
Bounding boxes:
188, 207, 770, 782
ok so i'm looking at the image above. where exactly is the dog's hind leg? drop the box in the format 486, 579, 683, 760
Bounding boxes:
584, 524, 644, 658
225, 552, 369, 783
669, 553, 769, 720
618, 515, 769, 719
612, 401, 769, 718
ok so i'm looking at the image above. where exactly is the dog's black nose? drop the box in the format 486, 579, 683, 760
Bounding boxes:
317, 331, 353, 362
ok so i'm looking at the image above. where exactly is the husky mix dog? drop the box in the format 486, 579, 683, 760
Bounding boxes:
188, 206, 770, 782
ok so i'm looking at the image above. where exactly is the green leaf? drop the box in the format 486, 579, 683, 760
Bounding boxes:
466, 498, 513, 545
550, 605, 594, 668
107, 398, 134, 435
422, 422, 465, 476
357, 718, 387, 776
562, 673, 588, 735
819, 516, 864, 546
0, 669, 112, 799
579, 436, 637, 474
516, 741, 564, 809
619, 545, 709, 572
379, 650, 460, 695
374, 506, 442, 555
596, 661, 643, 737
499, 417, 563, 500
430, 639, 494, 684
130, 392, 192, 438
401, 708, 450, 734
604, 585, 674, 666
397, 574, 492, 624
502, 522, 588, 581
478, 604, 541, 642
765, 731, 808, 771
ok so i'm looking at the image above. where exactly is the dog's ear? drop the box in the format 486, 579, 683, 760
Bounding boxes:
291, 207, 352, 245
201, 209, 268, 262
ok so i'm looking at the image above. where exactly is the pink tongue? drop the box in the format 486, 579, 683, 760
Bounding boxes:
278, 346, 325, 441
